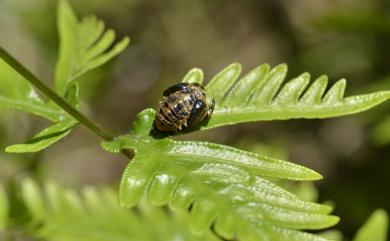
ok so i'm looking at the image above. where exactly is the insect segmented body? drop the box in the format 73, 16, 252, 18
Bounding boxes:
152, 83, 215, 134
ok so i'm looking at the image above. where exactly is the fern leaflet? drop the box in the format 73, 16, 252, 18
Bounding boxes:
102, 109, 339, 241
18, 179, 220, 241
55, 0, 129, 95
0, 59, 64, 121
180, 63, 390, 130
5, 119, 78, 153
1, 0, 128, 153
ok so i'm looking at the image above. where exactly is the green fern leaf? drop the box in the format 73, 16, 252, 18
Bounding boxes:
0, 59, 35, 100
19, 179, 220, 241
0, 97, 65, 122
353, 209, 388, 241
55, 0, 129, 95
0, 184, 8, 230
1, 0, 130, 152
181, 63, 390, 130
5, 119, 78, 153
182, 68, 204, 85
0, 56, 71, 152
102, 109, 339, 241
0, 59, 64, 122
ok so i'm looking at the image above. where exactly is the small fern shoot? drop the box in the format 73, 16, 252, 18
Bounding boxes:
0, 0, 128, 153
55, 0, 129, 96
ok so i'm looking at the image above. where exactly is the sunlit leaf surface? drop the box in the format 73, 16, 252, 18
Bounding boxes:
55, 0, 129, 95
102, 109, 339, 241
179, 63, 390, 130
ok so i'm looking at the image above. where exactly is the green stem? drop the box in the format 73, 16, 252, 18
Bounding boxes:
0, 46, 133, 158
0, 46, 112, 141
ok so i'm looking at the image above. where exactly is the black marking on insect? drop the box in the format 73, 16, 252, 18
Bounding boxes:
151, 83, 215, 135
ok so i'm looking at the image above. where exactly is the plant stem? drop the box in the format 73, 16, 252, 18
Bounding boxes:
0, 46, 133, 158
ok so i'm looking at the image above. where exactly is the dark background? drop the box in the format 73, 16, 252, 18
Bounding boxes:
0, 0, 390, 240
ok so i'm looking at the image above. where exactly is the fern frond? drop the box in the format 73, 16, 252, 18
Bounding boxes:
0, 55, 72, 152
1, 0, 130, 152
55, 0, 129, 95
353, 209, 388, 241
0, 97, 65, 122
0, 59, 64, 121
19, 179, 220, 241
102, 109, 339, 241
180, 63, 390, 130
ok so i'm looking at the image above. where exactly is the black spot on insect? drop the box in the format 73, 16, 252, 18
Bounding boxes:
151, 83, 215, 136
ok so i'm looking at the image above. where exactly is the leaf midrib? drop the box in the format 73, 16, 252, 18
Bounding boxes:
214, 102, 359, 114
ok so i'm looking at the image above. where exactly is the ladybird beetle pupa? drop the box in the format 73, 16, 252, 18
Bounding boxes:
152, 83, 215, 134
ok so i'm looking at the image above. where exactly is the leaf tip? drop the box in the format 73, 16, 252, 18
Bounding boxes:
311, 170, 323, 180
261, 63, 271, 69
231, 62, 242, 69
120, 35, 130, 46
182, 68, 204, 84
225, 62, 242, 76
331, 215, 341, 226
275, 63, 288, 73
301, 72, 311, 80
299, 168, 323, 181
353, 209, 388, 241
131, 108, 156, 136
112, 36, 130, 54
317, 74, 329, 84
5, 144, 22, 153
58, 0, 75, 19
370, 209, 389, 225
337, 78, 347, 88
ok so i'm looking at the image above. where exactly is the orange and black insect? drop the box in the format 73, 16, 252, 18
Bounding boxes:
152, 83, 215, 134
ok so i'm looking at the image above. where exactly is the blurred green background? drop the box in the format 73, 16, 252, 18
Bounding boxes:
0, 0, 390, 240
